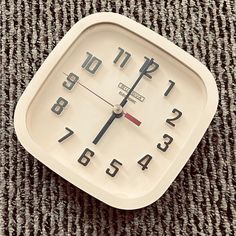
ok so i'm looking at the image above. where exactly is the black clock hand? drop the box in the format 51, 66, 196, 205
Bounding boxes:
93, 104, 123, 144
92, 58, 158, 145
63, 72, 141, 127
120, 58, 159, 107
93, 113, 117, 144
78, 80, 141, 126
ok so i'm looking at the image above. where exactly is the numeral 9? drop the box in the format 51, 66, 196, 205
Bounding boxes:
63, 73, 79, 90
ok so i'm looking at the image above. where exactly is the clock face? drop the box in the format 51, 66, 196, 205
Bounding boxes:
14, 13, 218, 209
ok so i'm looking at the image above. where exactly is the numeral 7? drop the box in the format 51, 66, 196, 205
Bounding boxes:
58, 127, 74, 143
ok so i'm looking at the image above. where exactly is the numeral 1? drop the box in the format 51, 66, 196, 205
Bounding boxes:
157, 134, 173, 152
58, 127, 74, 143
137, 154, 152, 170
106, 159, 122, 177
51, 97, 68, 115
82, 52, 102, 74
113, 47, 131, 68
164, 80, 175, 96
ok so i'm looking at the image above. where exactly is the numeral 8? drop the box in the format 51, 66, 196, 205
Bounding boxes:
51, 97, 68, 115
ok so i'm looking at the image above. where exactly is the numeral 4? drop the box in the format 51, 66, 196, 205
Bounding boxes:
137, 154, 152, 170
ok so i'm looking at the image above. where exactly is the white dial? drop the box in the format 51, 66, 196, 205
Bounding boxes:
14, 13, 218, 209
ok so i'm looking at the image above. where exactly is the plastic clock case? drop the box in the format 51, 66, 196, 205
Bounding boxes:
14, 13, 218, 210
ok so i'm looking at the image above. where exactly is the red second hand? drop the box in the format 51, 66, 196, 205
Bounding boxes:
124, 113, 141, 126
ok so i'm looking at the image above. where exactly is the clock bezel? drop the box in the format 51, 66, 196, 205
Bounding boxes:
14, 12, 218, 210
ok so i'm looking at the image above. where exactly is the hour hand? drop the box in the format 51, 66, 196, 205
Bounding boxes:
93, 105, 141, 145
93, 113, 117, 145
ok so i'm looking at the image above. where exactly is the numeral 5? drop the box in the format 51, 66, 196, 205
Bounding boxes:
106, 159, 122, 177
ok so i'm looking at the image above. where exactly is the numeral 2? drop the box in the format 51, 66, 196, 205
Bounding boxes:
157, 134, 173, 152
166, 108, 182, 127
106, 159, 122, 177
137, 155, 152, 170
78, 148, 94, 166
51, 97, 68, 115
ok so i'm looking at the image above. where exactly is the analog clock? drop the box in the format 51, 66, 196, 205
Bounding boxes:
14, 13, 218, 210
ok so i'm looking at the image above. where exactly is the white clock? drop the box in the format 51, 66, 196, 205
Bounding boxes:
14, 13, 218, 210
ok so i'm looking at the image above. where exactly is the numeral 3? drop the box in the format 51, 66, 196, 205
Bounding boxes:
157, 134, 173, 152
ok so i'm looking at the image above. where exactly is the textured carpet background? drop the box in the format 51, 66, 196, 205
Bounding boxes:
0, 0, 235, 235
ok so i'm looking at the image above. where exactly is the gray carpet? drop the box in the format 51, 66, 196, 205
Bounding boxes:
0, 0, 235, 235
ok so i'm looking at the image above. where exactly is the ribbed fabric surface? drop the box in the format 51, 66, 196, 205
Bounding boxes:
0, 0, 235, 235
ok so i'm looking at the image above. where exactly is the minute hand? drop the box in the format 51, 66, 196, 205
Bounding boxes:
92, 58, 159, 145
120, 58, 159, 107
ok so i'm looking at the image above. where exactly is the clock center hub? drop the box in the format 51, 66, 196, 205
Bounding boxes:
112, 104, 123, 118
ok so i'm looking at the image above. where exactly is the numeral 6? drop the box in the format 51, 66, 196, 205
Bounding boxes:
78, 148, 94, 166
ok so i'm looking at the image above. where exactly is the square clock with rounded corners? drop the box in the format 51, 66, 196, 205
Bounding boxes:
14, 13, 218, 210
